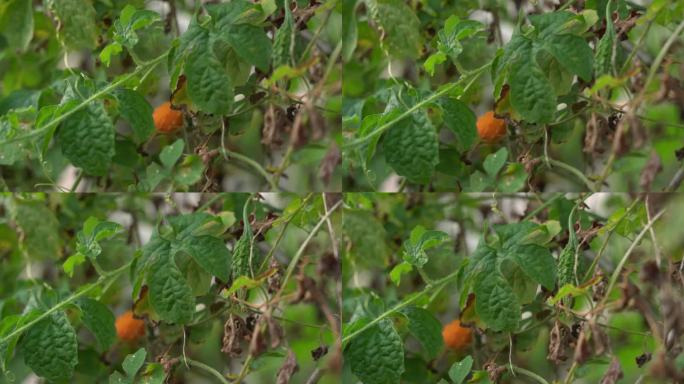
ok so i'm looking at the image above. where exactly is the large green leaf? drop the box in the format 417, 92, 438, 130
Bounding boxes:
346, 319, 404, 384
508, 244, 557, 290
168, 213, 232, 282
224, 24, 272, 72
466, 222, 556, 331
400, 306, 444, 359
148, 257, 195, 324
185, 43, 234, 114
473, 272, 520, 331
342, 0, 359, 61
59, 100, 115, 176
383, 110, 439, 184
77, 298, 116, 350
440, 98, 477, 151
116, 89, 154, 144
343, 209, 388, 267
509, 57, 556, 123
366, 0, 423, 58
0, 0, 33, 51
49, 0, 99, 50
138, 212, 230, 323
12, 199, 61, 260
542, 34, 593, 81
23, 312, 78, 382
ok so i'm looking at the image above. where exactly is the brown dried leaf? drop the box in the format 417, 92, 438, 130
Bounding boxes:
318, 144, 341, 185
276, 350, 299, 384
599, 357, 623, 384
221, 314, 246, 357
639, 151, 662, 191
548, 320, 568, 364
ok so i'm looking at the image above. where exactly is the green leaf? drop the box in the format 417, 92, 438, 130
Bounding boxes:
23, 311, 78, 382
100, 42, 123, 67
123, 348, 147, 378
74, 218, 121, 263
225, 24, 272, 71
483, 147, 508, 176
383, 110, 439, 184
440, 98, 477, 151
177, 227, 232, 282
49, 0, 99, 50
508, 244, 557, 290
137, 212, 230, 323
473, 272, 520, 331
116, 89, 154, 144
159, 139, 184, 169
185, 43, 234, 114
498, 163, 527, 192
466, 222, 555, 331
174, 155, 205, 187
0, 115, 28, 165
448, 355, 473, 384
12, 199, 61, 260
402, 225, 448, 267
63, 253, 86, 277
343, 209, 388, 267
226, 274, 270, 295
424, 52, 447, 76
169, 212, 232, 282
549, 283, 588, 304
113, 7, 161, 49
389, 261, 413, 286
366, 0, 423, 59
400, 306, 444, 359
542, 34, 593, 81
509, 57, 556, 123
466, 170, 492, 192
529, 11, 574, 39
206, 0, 255, 31
342, 0, 359, 61
0, 0, 33, 51
148, 257, 195, 324
59, 100, 115, 176
346, 319, 404, 384
77, 298, 116, 350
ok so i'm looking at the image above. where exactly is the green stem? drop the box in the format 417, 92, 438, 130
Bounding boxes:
538, 158, 597, 192
233, 354, 253, 383
582, 199, 640, 282
643, 19, 684, 93
343, 63, 491, 149
509, 365, 550, 384
197, 193, 227, 212
0, 53, 168, 146
275, 199, 343, 301
257, 193, 314, 274
522, 194, 563, 221
599, 208, 665, 309
183, 358, 230, 384
70, 171, 84, 192
221, 149, 279, 191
